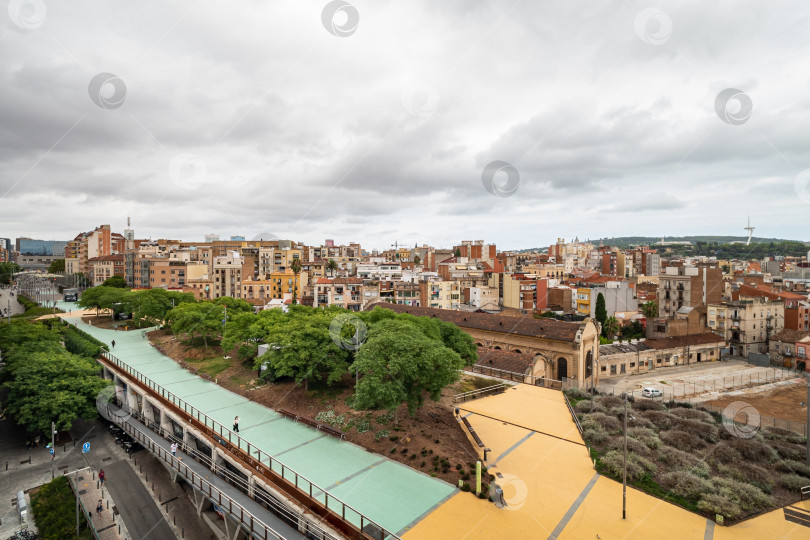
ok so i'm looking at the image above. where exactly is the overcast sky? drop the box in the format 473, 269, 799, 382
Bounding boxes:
2, 1, 809, 252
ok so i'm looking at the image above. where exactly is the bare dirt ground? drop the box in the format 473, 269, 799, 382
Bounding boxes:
147, 329, 482, 485
705, 381, 810, 423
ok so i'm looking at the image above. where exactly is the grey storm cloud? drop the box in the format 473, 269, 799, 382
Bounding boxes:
1, 0, 809, 250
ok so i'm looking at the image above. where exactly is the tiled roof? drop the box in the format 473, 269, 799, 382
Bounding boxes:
644, 333, 725, 350
475, 347, 535, 373
771, 329, 810, 343
599, 342, 652, 356
365, 303, 582, 342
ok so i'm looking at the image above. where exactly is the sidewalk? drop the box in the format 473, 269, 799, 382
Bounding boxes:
67, 468, 129, 540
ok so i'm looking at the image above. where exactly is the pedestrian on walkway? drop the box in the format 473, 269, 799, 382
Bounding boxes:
111, 340, 116, 348
96, 499, 103, 516
99, 469, 105, 485
171, 442, 178, 457
233, 416, 240, 433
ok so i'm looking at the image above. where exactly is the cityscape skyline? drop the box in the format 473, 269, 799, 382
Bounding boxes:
2, 2, 810, 250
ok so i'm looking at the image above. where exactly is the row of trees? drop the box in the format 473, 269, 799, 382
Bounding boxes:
0, 261, 21, 284
74, 278, 478, 417
0, 320, 108, 435
220, 305, 478, 415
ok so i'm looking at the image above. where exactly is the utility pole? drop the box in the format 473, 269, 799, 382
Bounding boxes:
51, 421, 56, 480
622, 392, 627, 520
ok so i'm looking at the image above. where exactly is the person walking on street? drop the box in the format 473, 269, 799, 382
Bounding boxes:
99, 469, 105, 486
171, 442, 178, 457
96, 499, 103, 516
111, 340, 116, 348
233, 416, 240, 433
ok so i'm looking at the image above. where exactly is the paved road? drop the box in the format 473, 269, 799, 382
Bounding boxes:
0, 287, 24, 318
104, 459, 174, 540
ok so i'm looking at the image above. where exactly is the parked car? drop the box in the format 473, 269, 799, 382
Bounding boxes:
642, 387, 663, 398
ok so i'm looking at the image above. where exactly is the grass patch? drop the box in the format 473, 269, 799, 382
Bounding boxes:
457, 375, 497, 394
185, 355, 232, 378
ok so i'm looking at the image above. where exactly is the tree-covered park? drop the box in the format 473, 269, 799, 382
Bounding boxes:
0, 319, 109, 436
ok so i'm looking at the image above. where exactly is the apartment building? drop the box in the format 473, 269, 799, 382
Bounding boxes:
468, 286, 499, 310
658, 265, 723, 318
312, 277, 371, 311
213, 251, 243, 298
356, 263, 402, 281
423, 280, 460, 310
502, 275, 548, 313
769, 330, 810, 368
148, 258, 187, 289
393, 281, 421, 306
707, 298, 784, 357
89, 254, 125, 285
785, 301, 810, 332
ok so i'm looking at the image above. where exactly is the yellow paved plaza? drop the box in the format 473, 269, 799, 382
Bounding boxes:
404, 384, 810, 540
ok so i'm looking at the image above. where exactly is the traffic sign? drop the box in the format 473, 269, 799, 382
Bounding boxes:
49, 448, 54, 455
82, 442, 90, 454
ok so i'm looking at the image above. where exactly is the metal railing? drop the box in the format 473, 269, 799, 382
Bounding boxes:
99, 349, 398, 540
597, 367, 801, 401
107, 402, 338, 540
105, 403, 292, 540
562, 393, 583, 435
453, 383, 509, 403
465, 365, 564, 390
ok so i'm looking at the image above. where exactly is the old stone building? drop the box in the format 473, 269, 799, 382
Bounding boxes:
367, 303, 600, 386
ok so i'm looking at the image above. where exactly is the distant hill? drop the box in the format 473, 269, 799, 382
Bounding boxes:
517, 236, 809, 253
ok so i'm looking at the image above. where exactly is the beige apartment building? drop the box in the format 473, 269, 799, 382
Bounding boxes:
707, 298, 784, 357
658, 265, 723, 318
213, 251, 243, 298
424, 280, 460, 310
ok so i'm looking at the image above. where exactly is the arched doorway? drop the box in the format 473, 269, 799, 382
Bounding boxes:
585, 351, 593, 379
557, 358, 568, 381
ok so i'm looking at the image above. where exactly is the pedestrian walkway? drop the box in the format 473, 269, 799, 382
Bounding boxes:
68, 467, 129, 540
403, 384, 810, 540
62, 312, 457, 537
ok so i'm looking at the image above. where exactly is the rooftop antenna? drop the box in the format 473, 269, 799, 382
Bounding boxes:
744, 217, 755, 246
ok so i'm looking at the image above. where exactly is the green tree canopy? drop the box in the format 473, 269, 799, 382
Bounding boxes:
327, 259, 338, 276
354, 318, 465, 417
1, 322, 109, 434
47, 258, 65, 273
640, 300, 658, 320
77, 285, 129, 317
0, 261, 21, 284
214, 296, 254, 316
595, 292, 607, 335
128, 288, 196, 325
603, 316, 620, 339
101, 275, 128, 288
166, 301, 225, 347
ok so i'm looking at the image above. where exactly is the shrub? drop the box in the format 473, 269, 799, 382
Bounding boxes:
669, 407, 716, 424
565, 387, 589, 400
582, 426, 609, 446
775, 459, 810, 477
659, 470, 713, 500
735, 462, 774, 493
665, 400, 692, 409
697, 493, 742, 520
641, 410, 674, 430
762, 427, 805, 445
728, 438, 778, 463
628, 427, 662, 450
779, 473, 810, 493
632, 399, 665, 412
708, 443, 742, 465
671, 417, 719, 443
687, 461, 711, 479
712, 478, 774, 512
660, 430, 706, 452
767, 439, 805, 461
599, 450, 655, 481
606, 436, 651, 457
580, 412, 622, 435
627, 416, 656, 430
575, 400, 605, 414
658, 446, 701, 468
596, 395, 625, 409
